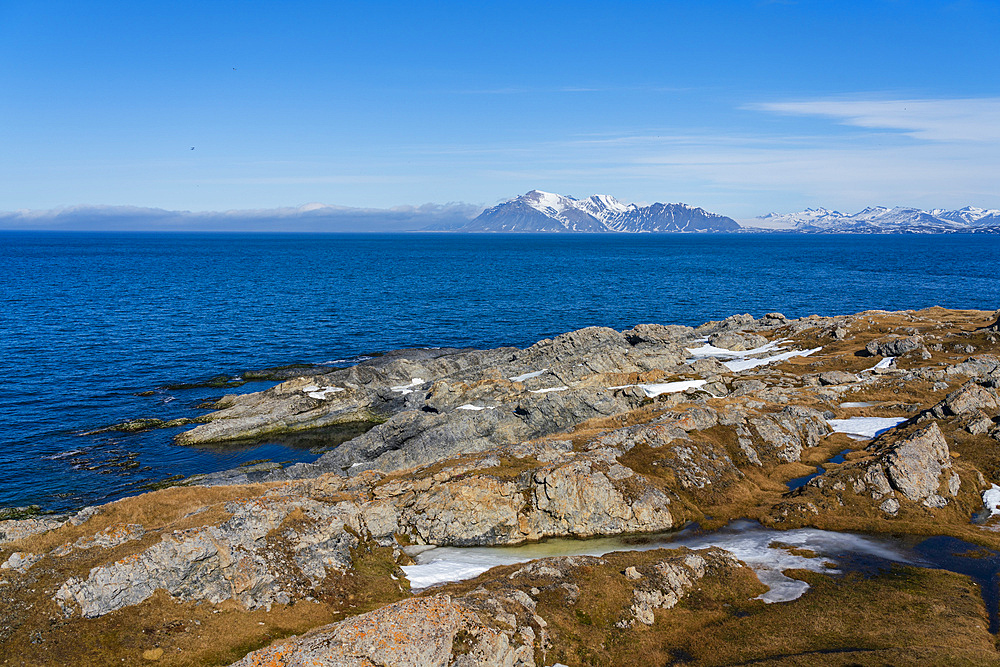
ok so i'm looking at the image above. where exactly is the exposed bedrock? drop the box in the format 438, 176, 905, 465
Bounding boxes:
228, 548, 745, 667
11, 307, 1000, 667
789, 422, 963, 518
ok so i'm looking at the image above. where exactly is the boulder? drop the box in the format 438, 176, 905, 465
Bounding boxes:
864, 335, 924, 357
748, 406, 831, 463
708, 331, 768, 352
929, 381, 999, 418
806, 422, 960, 513
818, 371, 858, 386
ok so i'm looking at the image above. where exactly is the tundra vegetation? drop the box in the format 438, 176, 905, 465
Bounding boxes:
3, 307, 1000, 665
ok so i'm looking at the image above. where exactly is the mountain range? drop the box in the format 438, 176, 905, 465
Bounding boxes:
742, 206, 1000, 234
458, 190, 741, 233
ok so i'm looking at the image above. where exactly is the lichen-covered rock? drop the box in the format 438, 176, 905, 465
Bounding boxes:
805, 422, 960, 513
623, 549, 740, 626
390, 453, 674, 546
929, 381, 999, 418
228, 596, 525, 667
881, 423, 956, 506
0, 517, 64, 546
1, 551, 42, 573
529, 460, 672, 538
864, 335, 925, 357
748, 406, 831, 463
54, 496, 363, 617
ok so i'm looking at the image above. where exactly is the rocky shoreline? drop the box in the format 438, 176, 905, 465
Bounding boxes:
3, 307, 1000, 665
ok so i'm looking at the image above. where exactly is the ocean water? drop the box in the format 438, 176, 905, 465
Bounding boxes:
3, 231, 999, 514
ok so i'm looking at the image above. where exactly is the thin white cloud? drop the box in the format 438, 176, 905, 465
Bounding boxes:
749, 97, 1000, 142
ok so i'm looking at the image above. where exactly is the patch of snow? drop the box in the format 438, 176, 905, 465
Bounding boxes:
865, 357, 895, 371
637, 380, 708, 397
724, 347, 822, 372
303, 385, 344, 400
827, 416, 907, 440
839, 402, 879, 408
456, 404, 494, 411
510, 369, 547, 382
390, 377, 425, 395
983, 485, 1000, 517
686, 340, 784, 358
529, 386, 569, 394
608, 380, 707, 396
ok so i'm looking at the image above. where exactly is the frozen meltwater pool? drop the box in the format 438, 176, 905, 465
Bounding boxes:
402, 520, 916, 604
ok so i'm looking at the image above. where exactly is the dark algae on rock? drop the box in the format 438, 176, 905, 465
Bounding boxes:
4, 307, 1000, 665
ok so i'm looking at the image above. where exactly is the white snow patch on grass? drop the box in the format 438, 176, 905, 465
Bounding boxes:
839, 401, 879, 408
866, 357, 896, 371
827, 416, 907, 440
638, 380, 707, 397
510, 369, 548, 382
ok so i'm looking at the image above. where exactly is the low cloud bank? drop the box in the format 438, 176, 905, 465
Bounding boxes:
0, 202, 483, 232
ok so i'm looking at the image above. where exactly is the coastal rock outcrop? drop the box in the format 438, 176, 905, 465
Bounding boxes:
9, 307, 1000, 666
229, 547, 748, 667
797, 422, 962, 516
54, 495, 364, 617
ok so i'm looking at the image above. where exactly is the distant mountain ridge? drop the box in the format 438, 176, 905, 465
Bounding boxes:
460, 190, 741, 233
744, 206, 1000, 234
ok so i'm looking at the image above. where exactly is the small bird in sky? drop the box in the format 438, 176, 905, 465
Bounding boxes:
190, 147, 195, 150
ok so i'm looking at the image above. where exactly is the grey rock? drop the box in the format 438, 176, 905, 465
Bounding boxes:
54, 496, 363, 617
622, 323, 696, 345
882, 423, 954, 505
818, 371, 859, 386
930, 381, 999, 418
946, 355, 1000, 379
864, 336, 924, 357
0, 517, 64, 546
731, 380, 767, 397
759, 313, 788, 326
625, 550, 739, 626
708, 331, 768, 351
748, 406, 831, 463
73, 523, 146, 551
820, 422, 957, 513
1, 551, 42, 573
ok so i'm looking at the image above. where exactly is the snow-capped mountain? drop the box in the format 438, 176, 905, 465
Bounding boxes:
741, 206, 1000, 234
461, 190, 740, 233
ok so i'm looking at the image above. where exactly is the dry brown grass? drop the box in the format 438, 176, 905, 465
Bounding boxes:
0, 518, 410, 667
434, 545, 998, 666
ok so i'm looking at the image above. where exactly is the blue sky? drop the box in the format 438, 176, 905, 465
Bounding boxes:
2, 0, 999, 220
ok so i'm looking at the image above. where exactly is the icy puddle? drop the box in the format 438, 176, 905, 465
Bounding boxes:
786, 449, 852, 491
403, 520, 914, 604
404, 521, 1000, 627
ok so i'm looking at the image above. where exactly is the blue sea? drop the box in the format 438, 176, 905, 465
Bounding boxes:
3, 231, 999, 514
